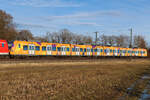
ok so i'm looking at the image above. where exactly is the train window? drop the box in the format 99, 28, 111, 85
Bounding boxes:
29, 46, 32, 50
120, 50, 122, 53
42, 46, 46, 51
32, 46, 34, 50
99, 49, 101, 52
77, 48, 80, 52
87, 48, 90, 52
61, 47, 64, 51
2, 43, 4, 47
94, 49, 97, 52
23, 45, 28, 50
35, 46, 40, 51
91, 49, 93, 52
72, 48, 75, 52
47, 47, 50, 51
86, 48, 88, 52
110, 49, 112, 53
75, 48, 77, 52
50, 47, 52, 51
84, 48, 86, 52
63, 47, 66, 51
67, 48, 70, 51
18, 44, 21, 48
101, 49, 103, 52
118, 50, 120, 53
57, 47, 61, 51
104, 49, 107, 53
124, 50, 126, 53
80, 48, 83, 52
47, 46, 52, 51
113, 50, 115, 53
52, 47, 56, 51
97, 49, 99, 52
75, 48, 79, 52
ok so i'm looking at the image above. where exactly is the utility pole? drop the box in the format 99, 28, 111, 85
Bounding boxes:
94, 31, 99, 45
129, 28, 133, 48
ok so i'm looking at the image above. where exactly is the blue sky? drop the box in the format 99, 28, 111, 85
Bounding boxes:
0, 0, 150, 42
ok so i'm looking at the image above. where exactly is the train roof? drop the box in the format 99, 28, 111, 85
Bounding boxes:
12, 40, 147, 50
0, 40, 7, 42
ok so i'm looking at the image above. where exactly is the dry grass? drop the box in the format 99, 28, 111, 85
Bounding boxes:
0, 59, 150, 100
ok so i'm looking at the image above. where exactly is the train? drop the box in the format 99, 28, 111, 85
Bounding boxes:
0, 39, 147, 58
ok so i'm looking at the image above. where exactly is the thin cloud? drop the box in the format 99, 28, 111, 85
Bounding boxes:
43, 11, 121, 27
16, 23, 57, 29
45, 11, 122, 20
11, 0, 82, 7
66, 21, 103, 27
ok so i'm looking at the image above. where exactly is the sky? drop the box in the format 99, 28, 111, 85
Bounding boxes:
0, 0, 150, 42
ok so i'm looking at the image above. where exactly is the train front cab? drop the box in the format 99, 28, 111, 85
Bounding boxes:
0, 40, 9, 55
10, 41, 41, 56
10, 41, 29, 56
10, 41, 58, 56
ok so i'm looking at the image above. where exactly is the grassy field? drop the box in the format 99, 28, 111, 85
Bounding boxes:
0, 59, 150, 100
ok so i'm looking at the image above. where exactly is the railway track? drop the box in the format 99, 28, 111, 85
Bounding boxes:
0, 56, 146, 63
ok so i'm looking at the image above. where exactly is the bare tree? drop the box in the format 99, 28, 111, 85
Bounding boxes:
115, 35, 129, 47
34, 36, 47, 42
107, 35, 116, 46
17, 30, 33, 41
100, 34, 108, 46
82, 35, 93, 44
59, 29, 73, 44
134, 35, 147, 48
0, 9, 18, 41
72, 34, 83, 44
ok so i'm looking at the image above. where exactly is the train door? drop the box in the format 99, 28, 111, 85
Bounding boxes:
47, 45, 52, 55
141, 50, 144, 56
29, 44, 35, 55
97, 48, 100, 56
75, 47, 80, 56
61, 46, 66, 56
106, 48, 110, 56
130, 49, 132, 56
100, 49, 103, 56
122, 50, 125, 56
135, 50, 138, 56
115, 49, 118, 56
87, 48, 91, 56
